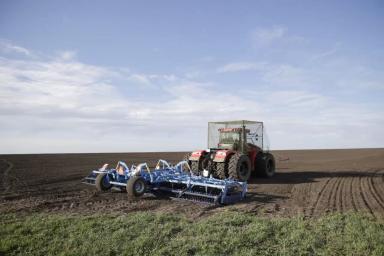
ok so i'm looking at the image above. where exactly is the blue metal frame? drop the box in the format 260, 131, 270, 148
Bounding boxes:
83, 160, 247, 205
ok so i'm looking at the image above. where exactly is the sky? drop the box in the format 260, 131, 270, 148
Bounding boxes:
0, 0, 383, 153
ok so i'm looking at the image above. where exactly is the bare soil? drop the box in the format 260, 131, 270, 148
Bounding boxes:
1, 149, 383, 219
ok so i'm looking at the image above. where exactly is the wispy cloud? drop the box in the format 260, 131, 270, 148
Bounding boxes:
0, 44, 265, 152
251, 26, 286, 47
58, 50, 77, 61
309, 43, 341, 62
0, 42, 383, 153
128, 73, 151, 85
217, 62, 310, 88
250, 26, 307, 48
0, 40, 31, 56
217, 62, 267, 73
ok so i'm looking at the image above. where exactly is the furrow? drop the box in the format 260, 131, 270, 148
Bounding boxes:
335, 177, 345, 212
326, 177, 339, 212
367, 171, 384, 211
1, 159, 14, 193
347, 176, 357, 211
309, 177, 331, 217
359, 176, 375, 218
351, 175, 368, 214
370, 169, 384, 206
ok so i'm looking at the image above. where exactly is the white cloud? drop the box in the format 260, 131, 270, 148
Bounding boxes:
128, 73, 151, 85
200, 56, 215, 62
0, 40, 31, 56
0, 42, 383, 153
126, 73, 178, 86
0, 58, 123, 120
58, 50, 77, 61
217, 62, 311, 88
251, 26, 286, 47
250, 26, 307, 48
217, 62, 267, 73
148, 74, 178, 82
262, 64, 309, 87
184, 71, 202, 79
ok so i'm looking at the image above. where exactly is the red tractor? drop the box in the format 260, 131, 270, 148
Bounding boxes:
184, 120, 275, 181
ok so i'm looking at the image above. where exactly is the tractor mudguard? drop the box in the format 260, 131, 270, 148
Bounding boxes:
189, 150, 206, 161
213, 150, 234, 163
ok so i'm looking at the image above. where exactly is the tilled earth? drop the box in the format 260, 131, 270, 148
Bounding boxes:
1, 149, 383, 219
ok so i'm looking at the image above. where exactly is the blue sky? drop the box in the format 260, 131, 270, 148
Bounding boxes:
0, 0, 383, 153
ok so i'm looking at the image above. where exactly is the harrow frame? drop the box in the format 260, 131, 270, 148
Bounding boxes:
83, 160, 247, 205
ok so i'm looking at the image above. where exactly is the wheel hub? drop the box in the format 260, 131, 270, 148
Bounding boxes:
134, 181, 145, 193
239, 163, 248, 177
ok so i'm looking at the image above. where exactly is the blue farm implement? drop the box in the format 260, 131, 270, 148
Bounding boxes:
83, 160, 247, 205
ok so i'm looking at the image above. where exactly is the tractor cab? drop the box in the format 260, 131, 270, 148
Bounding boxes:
218, 128, 250, 151
208, 121, 264, 150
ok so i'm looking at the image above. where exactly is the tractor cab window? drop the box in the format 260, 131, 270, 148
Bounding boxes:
219, 132, 240, 144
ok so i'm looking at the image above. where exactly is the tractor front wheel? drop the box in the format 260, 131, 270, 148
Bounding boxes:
228, 153, 251, 181
95, 173, 112, 191
126, 176, 147, 198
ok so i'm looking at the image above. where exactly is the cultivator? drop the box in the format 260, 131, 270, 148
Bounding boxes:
83, 160, 247, 205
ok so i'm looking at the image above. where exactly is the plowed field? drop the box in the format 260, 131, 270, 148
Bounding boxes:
1, 149, 383, 218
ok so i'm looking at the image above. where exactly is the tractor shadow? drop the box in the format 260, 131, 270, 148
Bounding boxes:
248, 169, 381, 185
243, 191, 287, 204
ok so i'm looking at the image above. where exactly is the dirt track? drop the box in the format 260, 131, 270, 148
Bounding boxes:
1, 149, 384, 219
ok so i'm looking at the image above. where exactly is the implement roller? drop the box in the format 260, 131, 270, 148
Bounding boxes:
83, 160, 247, 205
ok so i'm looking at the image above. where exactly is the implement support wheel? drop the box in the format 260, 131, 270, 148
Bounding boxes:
126, 176, 147, 198
95, 173, 112, 191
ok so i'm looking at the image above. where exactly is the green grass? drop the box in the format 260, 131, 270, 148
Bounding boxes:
1, 211, 383, 256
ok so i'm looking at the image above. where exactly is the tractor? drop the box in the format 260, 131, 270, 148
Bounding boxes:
184, 120, 275, 181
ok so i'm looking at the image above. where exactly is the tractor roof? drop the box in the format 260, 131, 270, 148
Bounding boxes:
208, 120, 263, 125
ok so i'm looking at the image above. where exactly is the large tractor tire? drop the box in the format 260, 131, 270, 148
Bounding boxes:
182, 153, 192, 173
255, 152, 276, 177
190, 161, 200, 175
183, 153, 200, 175
201, 157, 216, 175
215, 162, 227, 179
183, 153, 191, 166
126, 176, 147, 199
228, 153, 251, 181
95, 173, 112, 191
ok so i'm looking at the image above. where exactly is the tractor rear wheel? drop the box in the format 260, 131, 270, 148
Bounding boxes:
228, 153, 251, 181
255, 152, 276, 177
126, 176, 147, 198
215, 162, 227, 179
183, 153, 192, 167
95, 173, 112, 191
190, 161, 200, 175
183, 153, 200, 175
